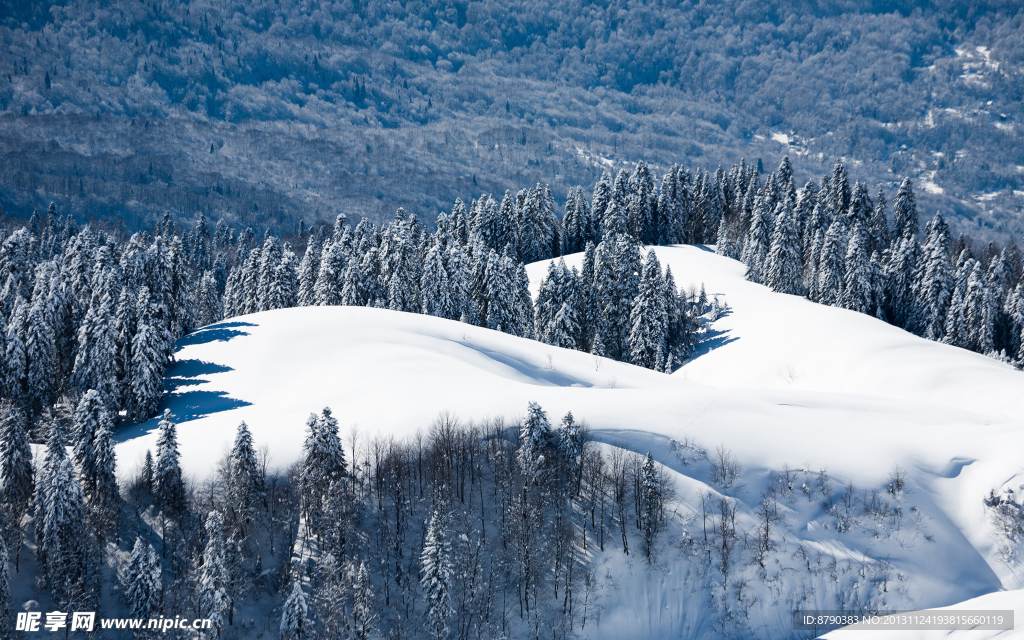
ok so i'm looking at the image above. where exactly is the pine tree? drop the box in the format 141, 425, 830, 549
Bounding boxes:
919, 214, 954, 340
0, 534, 10, 637
421, 505, 454, 640
301, 408, 346, 534
314, 240, 346, 306
230, 421, 262, 532
816, 221, 845, 307
884, 236, 921, 331
154, 410, 186, 516
142, 449, 154, 494
517, 402, 554, 480
130, 287, 167, 421
763, 202, 803, 295
963, 262, 995, 354
891, 177, 918, 240
280, 582, 310, 640
869, 189, 891, 256
4, 299, 27, 407
741, 198, 771, 283
0, 405, 32, 571
421, 242, 457, 320
558, 412, 583, 495
73, 390, 118, 533
629, 251, 668, 370
352, 561, 377, 640
199, 511, 231, 637
386, 223, 422, 313
26, 291, 56, 414
296, 237, 321, 306
38, 425, 89, 610
841, 223, 872, 313
639, 452, 661, 562
122, 537, 161, 621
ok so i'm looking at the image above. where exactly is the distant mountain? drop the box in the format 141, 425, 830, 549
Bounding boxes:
1, 0, 1022, 240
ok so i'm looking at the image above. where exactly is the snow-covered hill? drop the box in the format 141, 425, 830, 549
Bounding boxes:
116, 245, 1024, 639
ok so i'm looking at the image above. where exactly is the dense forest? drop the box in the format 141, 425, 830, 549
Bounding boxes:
1, 0, 1023, 238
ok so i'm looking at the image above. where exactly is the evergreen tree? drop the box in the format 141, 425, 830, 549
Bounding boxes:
301, 408, 346, 534
122, 537, 161, 621
314, 240, 346, 306
919, 214, 954, 340
3, 299, 27, 406
868, 189, 891, 256
296, 237, 321, 306
352, 561, 377, 640
891, 177, 918, 240
884, 236, 921, 331
0, 534, 10, 637
421, 505, 454, 640
26, 291, 56, 414
639, 452, 661, 562
518, 401, 555, 480
422, 242, 457, 320
280, 582, 310, 640
230, 421, 262, 531
629, 251, 668, 370
558, 412, 583, 495
154, 410, 186, 516
0, 405, 31, 570
763, 202, 803, 295
38, 425, 90, 610
741, 198, 771, 283
72, 390, 118, 533
841, 223, 872, 313
816, 222, 845, 307
199, 511, 231, 638
130, 287, 166, 421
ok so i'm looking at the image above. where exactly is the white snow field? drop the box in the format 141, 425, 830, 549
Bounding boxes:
116, 244, 1024, 639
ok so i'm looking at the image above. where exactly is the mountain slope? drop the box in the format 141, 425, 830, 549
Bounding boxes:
114, 245, 1024, 638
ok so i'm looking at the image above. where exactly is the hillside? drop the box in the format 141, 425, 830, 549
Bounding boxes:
2, 0, 1024, 239
113, 245, 1024, 638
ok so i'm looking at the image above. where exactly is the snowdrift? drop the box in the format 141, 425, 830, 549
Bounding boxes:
114, 245, 1024, 638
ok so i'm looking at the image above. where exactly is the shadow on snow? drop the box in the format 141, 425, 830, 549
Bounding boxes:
176, 321, 256, 348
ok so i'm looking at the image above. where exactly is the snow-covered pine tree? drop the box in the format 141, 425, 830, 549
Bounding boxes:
0, 404, 32, 570
280, 582, 310, 640
300, 408, 346, 534
629, 251, 668, 370
122, 537, 161, 621
891, 177, 918, 241
314, 240, 346, 306
518, 401, 555, 480
591, 171, 613, 237
816, 221, 845, 307
841, 223, 872, 314
884, 236, 921, 331
230, 421, 262, 532
421, 505, 454, 640
269, 243, 299, 310
38, 424, 90, 610
558, 412, 583, 495
421, 242, 457, 320
741, 197, 771, 283
71, 280, 119, 403
963, 262, 995, 354
919, 214, 954, 340
868, 189, 891, 256
296, 236, 321, 307
628, 161, 657, 244
0, 534, 10, 636
763, 201, 803, 295
387, 221, 422, 313
72, 390, 118, 533
199, 510, 231, 638
640, 452, 661, 562
352, 561, 377, 640
129, 287, 166, 421
26, 289, 56, 414
3, 299, 27, 406
154, 409, 186, 517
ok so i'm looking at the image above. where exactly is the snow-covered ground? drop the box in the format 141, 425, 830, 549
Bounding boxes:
116, 245, 1024, 638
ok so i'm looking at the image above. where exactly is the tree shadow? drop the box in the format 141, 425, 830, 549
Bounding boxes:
177, 321, 256, 348
165, 358, 234, 392
686, 326, 739, 362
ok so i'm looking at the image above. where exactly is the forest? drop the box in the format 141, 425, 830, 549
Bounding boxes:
1, 0, 1023, 239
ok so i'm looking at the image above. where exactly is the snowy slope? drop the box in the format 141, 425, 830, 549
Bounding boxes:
113, 245, 1024, 639
526, 244, 1024, 422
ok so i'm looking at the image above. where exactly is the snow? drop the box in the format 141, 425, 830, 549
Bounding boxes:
770, 132, 790, 145
115, 245, 1024, 638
